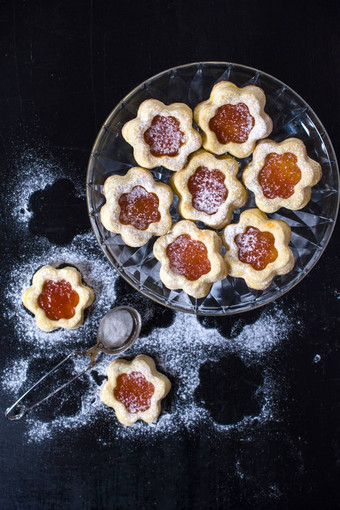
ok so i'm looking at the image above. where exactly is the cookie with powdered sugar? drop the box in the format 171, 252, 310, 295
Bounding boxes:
242, 137, 322, 213
100, 167, 173, 247
100, 355, 171, 426
153, 220, 228, 298
170, 149, 247, 229
122, 99, 202, 171
194, 81, 273, 158
223, 208, 294, 290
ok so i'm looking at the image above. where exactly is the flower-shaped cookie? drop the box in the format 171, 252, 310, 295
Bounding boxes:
194, 81, 273, 158
223, 209, 294, 290
100, 167, 173, 247
242, 138, 322, 212
122, 99, 202, 171
22, 265, 94, 332
170, 149, 247, 229
100, 355, 171, 426
153, 220, 228, 298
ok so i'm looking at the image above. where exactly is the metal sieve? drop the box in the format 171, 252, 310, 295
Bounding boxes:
5, 306, 142, 421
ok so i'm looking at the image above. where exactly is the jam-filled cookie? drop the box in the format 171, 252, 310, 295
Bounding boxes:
223, 209, 294, 290
153, 220, 228, 298
100, 355, 171, 426
170, 149, 247, 229
22, 265, 94, 332
242, 138, 322, 213
122, 99, 202, 171
194, 81, 273, 158
100, 167, 173, 247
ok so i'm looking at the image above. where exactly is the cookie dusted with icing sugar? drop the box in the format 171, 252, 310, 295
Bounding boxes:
194, 81, 273, 158
242, 137, 322, 213
170, 149, 247, 229
122, 99, 202, 171
100, 167, 173, 247
223, 209, 294, 290
22, 265, 94, 332
153, 220, 228, 298
100, 355, 171, 426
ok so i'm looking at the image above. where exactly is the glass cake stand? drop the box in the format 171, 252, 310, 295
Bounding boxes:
86, 62, 339, 316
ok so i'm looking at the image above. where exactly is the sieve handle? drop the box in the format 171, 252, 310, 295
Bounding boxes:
5, 344, 102, 421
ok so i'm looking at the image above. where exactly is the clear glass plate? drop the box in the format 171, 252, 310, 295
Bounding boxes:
86, 62, 339, 316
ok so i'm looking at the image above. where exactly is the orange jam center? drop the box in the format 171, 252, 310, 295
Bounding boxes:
38, 279, 80, 321
258, 152, 302, 199
144, 115, 185, 157
235, 226, 278, 271
118, 186, 161, 231
114, 371, 155, 414
209, 103, 255, 144
166, 234, 211, 281
188, 165, 228, 215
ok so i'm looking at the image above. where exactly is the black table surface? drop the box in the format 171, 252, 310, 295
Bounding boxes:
1, 1, 340, 509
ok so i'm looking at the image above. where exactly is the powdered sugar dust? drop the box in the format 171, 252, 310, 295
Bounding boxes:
2, 149, 300, 445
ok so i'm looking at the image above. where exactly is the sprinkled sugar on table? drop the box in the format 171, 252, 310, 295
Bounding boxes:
1, 1, 340, 508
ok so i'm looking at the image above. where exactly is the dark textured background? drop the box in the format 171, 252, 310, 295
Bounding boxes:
1, 0, 340, 508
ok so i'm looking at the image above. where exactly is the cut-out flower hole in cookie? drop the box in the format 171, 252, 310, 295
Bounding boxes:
197, 307, 263, 339
27, 356, 90, 421
195, 354, 264, 425
28, 179, 90, 245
